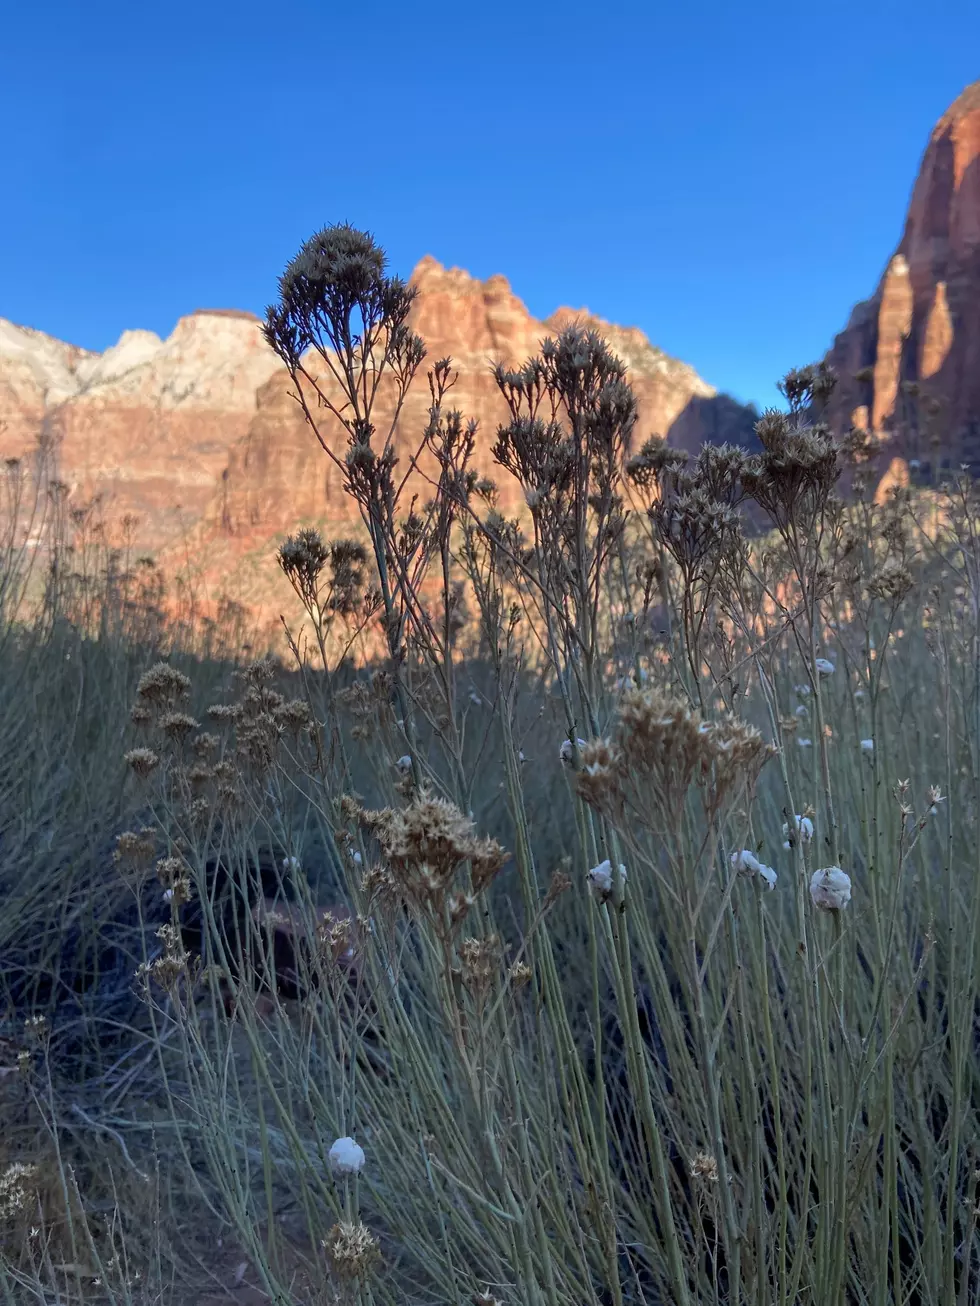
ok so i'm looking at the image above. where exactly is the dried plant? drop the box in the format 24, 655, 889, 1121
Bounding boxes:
8, 227, 980, 1306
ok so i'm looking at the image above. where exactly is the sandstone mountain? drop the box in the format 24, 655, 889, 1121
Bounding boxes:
825, 80, 980, 475
213, 256, 760, 548
1, 258, 757, 625
0, 309, 282, 549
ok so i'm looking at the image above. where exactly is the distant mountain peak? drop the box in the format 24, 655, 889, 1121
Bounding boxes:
826, 79, 980, 474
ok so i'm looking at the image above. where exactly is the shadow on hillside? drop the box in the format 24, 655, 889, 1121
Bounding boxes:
666, 392, 762, 456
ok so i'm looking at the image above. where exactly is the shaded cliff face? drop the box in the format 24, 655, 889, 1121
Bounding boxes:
826, 81, 980, 472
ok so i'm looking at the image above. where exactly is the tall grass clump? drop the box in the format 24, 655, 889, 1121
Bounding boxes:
0, 443, 270, 1304
5, 225, 980, 1306
112, 226, 980, 1306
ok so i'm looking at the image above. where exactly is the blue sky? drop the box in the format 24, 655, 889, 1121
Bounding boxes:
2, 0, 978, 411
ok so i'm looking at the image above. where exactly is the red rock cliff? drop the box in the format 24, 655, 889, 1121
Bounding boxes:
826, 81, 980, 471
212, 256, 756, 546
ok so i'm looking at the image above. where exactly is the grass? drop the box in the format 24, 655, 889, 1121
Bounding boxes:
1, 223, 980, 1305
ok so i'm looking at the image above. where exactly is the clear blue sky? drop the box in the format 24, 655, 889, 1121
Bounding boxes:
2, 0, 978, 411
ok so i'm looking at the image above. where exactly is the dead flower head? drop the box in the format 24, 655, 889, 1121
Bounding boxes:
113, 828, 157, 870
322, 1220, 381, 1282
0, 1162, 40, 1221
359, 796, 509, 930
135, 662, 191, 707
690, 1151, 720, 1183
125, 748, 160, 779
741, 404, 841, 532
459, 934, 503, 999
576, 689, 774, 824
136, 923, 193, 992
159, 711, 200, 744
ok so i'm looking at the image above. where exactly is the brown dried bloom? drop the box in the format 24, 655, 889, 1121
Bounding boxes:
125, 748, 160, 779
159, 711, 199, 743
136, 662, 191, 705
137, 923, 192, 991
868, 561, 914, 604
191, 732, 221, 758
642, 445, 748, 598
206, 703, 242, 724
168, 876, 193, 907
113, 828, 156, 869
188, 797, 211, 829
236, 655, 278, 686
360, 864, 402, 927
235, 717, 280, 772
155, 856, 188, 889
575, 736, 622, 810
577, 689, 773, 824
0, 1162, 40, 1221
274, 697, 313, 731
315, 912, 356, 969
625, 436, 689, 492
322, 1220, 381, 1281
130, 703, 153, 728
691, 1151, 719, 1183
741, 406, 841, 533
360, 796, 509, 928
339, 793, 363, 821
278, 526, 330, 608
459, 934, 503, 999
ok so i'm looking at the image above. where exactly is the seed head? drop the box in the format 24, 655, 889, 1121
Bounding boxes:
575, 737, 622, 806
0, 1162, 40, 1221
328, 1136, 366, 1175
322, 1220, 381, 1281
136, 662, 191, 705
869, 562, 913, 603
730, 848, 776, 889
810, 866, 852, 912
23, 1014, 47, 1042
278, 526, 330, 604
159, 711, 199, 743
113, 828, 156, 869
136, 923, 192, 991
459, 934, 503, 997
125, 748, 160, 779
586, 859, 627, 903
360, 796, 509, 924
690, 1151, 719, 1183
206, 703, 241, 724
782, 815, 814, 849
